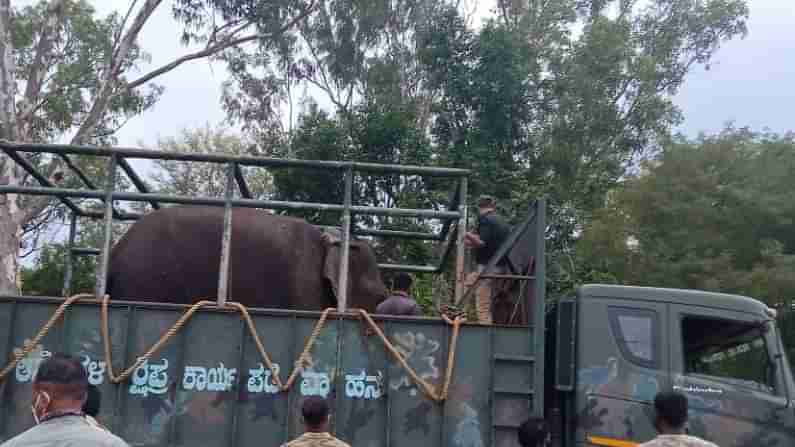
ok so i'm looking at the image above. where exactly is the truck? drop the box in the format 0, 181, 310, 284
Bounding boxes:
0, 141, 793, 447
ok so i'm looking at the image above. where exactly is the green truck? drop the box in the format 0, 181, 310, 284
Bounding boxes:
0, 142, 793, 447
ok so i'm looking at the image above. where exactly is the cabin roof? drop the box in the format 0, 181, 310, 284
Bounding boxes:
578, 284, 773, 318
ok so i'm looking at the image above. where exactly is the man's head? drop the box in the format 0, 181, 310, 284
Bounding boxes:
302, 396, 330, 432
477, 195, 497, 215
83, 384, 101, 417
31, 353, 88, 423
652, 391, 689, 434
393, 272, 413, 292
518, 417, 550, 447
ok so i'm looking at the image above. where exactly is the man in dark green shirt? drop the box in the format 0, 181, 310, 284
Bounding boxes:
464, 195, 511, 324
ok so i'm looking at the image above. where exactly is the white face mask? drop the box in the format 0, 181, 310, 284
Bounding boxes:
31, 391, 51, 425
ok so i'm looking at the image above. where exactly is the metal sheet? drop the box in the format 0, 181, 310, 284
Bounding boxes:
0, 299, 539, 447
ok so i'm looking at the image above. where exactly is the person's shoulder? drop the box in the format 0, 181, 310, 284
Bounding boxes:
331, 436, 352, 447
0, 424, 47, 447
90, 426, 130, 447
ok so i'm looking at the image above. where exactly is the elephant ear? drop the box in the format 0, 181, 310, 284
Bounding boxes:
321, 231, 359, 303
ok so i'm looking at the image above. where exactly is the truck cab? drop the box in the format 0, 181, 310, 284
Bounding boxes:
550, 284, 795, 447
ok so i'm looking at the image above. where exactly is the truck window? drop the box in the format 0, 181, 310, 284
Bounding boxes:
682, 316, 776, 394
608, 307, 658, 369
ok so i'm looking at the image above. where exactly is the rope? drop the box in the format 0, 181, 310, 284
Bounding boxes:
0, 293, 95, 381
101, 295, 215, 384
2, 294, 463, 404
357, 309, 464, 402
283, 307, 334, 390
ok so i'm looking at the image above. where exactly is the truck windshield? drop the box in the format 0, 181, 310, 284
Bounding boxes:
682, 316, 775, 394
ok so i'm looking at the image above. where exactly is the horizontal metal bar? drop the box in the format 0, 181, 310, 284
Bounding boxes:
351, 205, 459, 219
0, 141, 470, 177
378, 263, 439, 273
71, 248, 101, 255
117, 156, 160, 209
0, 148, 84, 216
479, 274, 536, 280
0, 185, 461, 219
493, 354, 535, 362
493, 387, 534, 396
354, 228, 442, 240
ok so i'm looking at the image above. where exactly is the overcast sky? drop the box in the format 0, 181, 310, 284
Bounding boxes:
18, 0, 795, 146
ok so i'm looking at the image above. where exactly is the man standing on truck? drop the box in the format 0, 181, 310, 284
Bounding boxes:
464, 195, 511, 324
641, 391, 719, 447
376, 272, 422, 316
0, 353, 129, 447
282, 396, 350, 447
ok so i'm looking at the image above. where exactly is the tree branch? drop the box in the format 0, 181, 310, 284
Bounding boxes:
71, 0, 163, 145
113, 0, 140, 63
17, 0, 68, 140
126, 2, 318, 91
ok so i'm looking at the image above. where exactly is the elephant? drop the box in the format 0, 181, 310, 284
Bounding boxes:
106, 205, 388, 312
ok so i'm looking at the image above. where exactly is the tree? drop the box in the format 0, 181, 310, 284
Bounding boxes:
578, 126, 795, 306
149, 125, 272, 199
0, 0, 319, 294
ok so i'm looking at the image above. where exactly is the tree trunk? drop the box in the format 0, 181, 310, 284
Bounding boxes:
0, 0, 20, 295
0, 197, 21, 295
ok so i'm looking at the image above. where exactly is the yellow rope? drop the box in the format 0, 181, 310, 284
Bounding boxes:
101, 295, 215, 384
0, 293, 95, 381
2, 294, 464, 404
282, 307, 334, 390
357, 309, 464, 401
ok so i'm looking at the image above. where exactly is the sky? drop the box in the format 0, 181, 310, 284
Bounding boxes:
10, 0, 795, 265
57, 0, 794, 149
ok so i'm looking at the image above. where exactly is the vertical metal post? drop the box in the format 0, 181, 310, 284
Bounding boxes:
95, 154, 117, 299
532, 198, 546, 418
453, 177, 468, 303
63, 213, 77, 296
337, 167, 353, 313
217, 162, 235, 307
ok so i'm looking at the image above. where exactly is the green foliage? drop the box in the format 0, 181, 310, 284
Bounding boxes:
578, 127, 795, 306
149, 126, 272, 199
21, 242, 95, 296
11, 0, 163, 143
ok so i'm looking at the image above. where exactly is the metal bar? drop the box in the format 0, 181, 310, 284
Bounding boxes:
532, 198, 546, 418
479, 274, 536, 280
453, 177, 468, 303
0, 185, 463, 219
56, 153, 96, 189
436, 225, 458, 271
0, 148, 84, 216
0, 141, 471, 177
217, 163, 235, 307
439, 181, 461, 241
71, 247, 101, 256
353, 228, 441, 240
62, 213, 77, 296
233, 164, 252, 198
337, 168, 353, 312
377, 263, 438, 273
117, 156, 160, 209
95, 154, 116, 299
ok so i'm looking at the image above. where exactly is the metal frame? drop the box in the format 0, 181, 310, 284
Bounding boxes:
1, 140, 470, 310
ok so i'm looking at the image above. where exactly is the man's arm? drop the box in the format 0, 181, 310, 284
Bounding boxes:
465, 231, 484, 248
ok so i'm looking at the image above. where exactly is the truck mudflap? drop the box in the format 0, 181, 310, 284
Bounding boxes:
0, 295, 542, 447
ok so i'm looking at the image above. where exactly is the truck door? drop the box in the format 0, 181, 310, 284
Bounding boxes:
669, 304, 795, 447
576, 297, 668, 446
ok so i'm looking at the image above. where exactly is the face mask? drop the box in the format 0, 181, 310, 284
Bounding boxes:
30, 391, 51, 425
